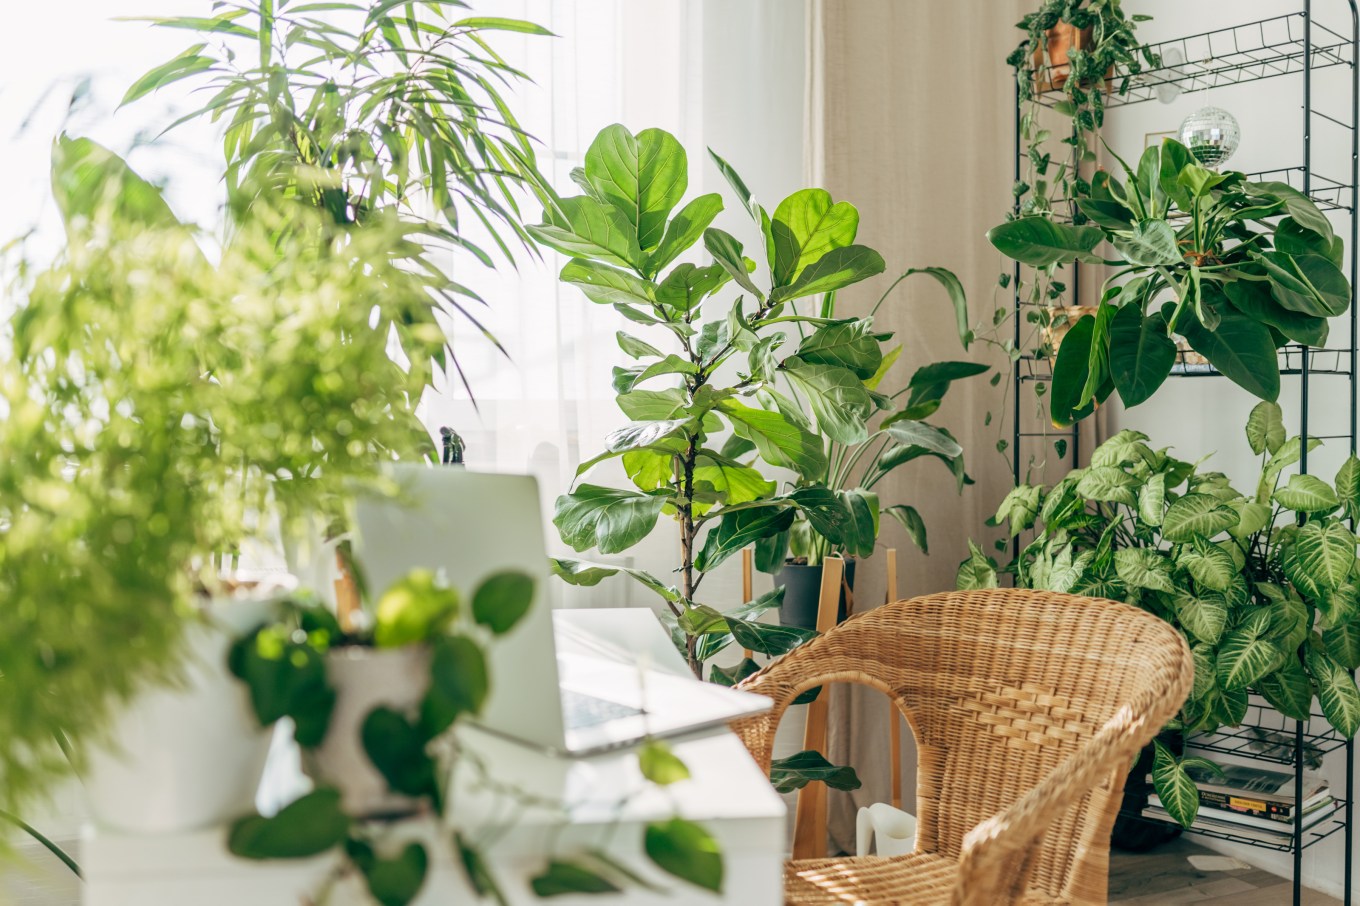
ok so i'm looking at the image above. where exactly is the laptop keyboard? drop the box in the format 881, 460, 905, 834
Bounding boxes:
562, 688, 644, 730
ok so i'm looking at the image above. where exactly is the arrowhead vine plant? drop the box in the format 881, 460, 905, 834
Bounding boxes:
988, 138, 1351, 427
959, 404, 1360, 827
538, 124, 978, 683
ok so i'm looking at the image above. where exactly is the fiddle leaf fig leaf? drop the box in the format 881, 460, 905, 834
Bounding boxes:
583, 125, 687, 252
795, 318, 884, 380
770, 188, 859, 286
719, 400, 826, 479
649, 193, 724, 275
769, 245, 885, 303
560, 260, 657, 307
768, 750, 862, 794
554, 485, 668, 554
695, 505, 795, 573
704, 228, 763, 299
781, 359, 875, 444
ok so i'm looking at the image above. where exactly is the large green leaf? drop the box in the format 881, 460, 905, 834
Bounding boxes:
1139, 472, 1167, 526
530, 860, 621, 898
347, 839, 429, 906
1109, 305, 1175, 408
583, 125, 687, 252
1338, 456, 1360, 521
1150, 741, 1205, 828
1223, 279, 1329, 348
727, 618, 817, 656
890, 267, 973, 349
1174, 591, 1229, 645
1258, 251, 1351, 318
554, 485, 667, 554
781, 359, 875, 444
1075, 466, 1139, 507
644, 818, 723, 893
703, 228, 763, 298
649, 193, 723, 274
1161, 494, 1240, 543
1112, 219, 1181, 266
1176, 307, 1280, 402
900, 360, 989, 418
655, 262, 731, 313
993, 485, 1042, 535
560, 260, 657, 307
836, 488, 880, 560
1284, 521, 1357, 597
530, 196, 643, 269
719, 400, 826, 479
1177, 537, 1237, 592
789, 488, 852, 546
770, 245, 886, 303
1114, 548, 1175, 593
1324, 622, 1360, 670
693, 452, 776, 506
51, 135, 184, 231
768, 750, 862, 794
1248, 180, 1335, 241
986, 217, 1105, 267
1307, 644, 1360, 736
770, 188, 859, 286
884, 504, 928, 553
885, 420, 964, 458
1257, 656, 1314, 721
1216, 621, 1284, 691
695, 505, 795, 573
1049, 313, 1100, 427
548, 558, 679, 603
1245, 401, 1287, 456
470, 572, 536, 637
228, 789, 350, 860
795, 319, 884, 380
1274, 474, 1340, 514
956, 540, 999, 590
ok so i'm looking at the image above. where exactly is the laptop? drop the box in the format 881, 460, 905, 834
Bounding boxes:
352, 465, 772, 755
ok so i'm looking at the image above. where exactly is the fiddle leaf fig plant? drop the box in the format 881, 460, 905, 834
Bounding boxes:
541, 124, 974, 680
988, 139, 1351, 425
961, 405, 1360, 827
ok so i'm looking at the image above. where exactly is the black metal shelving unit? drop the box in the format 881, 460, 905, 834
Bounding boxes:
1010, 3, 1360, 904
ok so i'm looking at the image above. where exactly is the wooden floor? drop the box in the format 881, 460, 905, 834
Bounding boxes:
1110, 838, 1341, 905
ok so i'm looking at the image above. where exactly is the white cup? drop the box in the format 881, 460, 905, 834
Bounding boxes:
856, 802, 917, 858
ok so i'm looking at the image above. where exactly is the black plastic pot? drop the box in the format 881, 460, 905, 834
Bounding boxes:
776, 560, 856, 631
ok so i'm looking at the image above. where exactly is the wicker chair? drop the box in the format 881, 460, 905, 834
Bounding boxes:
733, 589, 1193, 906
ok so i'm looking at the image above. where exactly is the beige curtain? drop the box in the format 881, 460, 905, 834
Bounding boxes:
806, 0, 1033, 853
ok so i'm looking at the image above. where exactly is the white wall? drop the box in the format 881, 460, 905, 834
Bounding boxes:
1106, 0, 1358, 896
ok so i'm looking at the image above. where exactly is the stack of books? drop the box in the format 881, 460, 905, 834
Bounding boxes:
1142, 759, 1336, 845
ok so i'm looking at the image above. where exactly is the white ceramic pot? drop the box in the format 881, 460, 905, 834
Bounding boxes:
84, 592, 282, 834
309, 646, 431, 817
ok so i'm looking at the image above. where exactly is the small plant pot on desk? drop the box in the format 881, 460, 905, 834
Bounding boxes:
83, 586, 286, 834
776, 559, 856, 631
308, 645, 432, 818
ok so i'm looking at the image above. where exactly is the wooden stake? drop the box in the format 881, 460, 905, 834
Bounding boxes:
792, 555, 844, 860
885, 548, 902, 811
741, 548, 754, 659
334, 549, 360, 634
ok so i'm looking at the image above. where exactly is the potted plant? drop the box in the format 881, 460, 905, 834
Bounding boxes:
988, 138, 1352, 426
536, 123, 977, 673
765, 277, 985, 630
0, 137, 441, 836
126, 0, 554, 395
226, 569, 730, 905
959, 405, 1360, 829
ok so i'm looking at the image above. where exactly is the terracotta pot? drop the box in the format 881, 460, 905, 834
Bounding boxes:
309, 645, 432, 817
1033, 24, 1112, 94
84, 590, 283, 834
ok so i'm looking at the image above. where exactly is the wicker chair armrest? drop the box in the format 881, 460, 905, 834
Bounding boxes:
951, 696, 1175, 906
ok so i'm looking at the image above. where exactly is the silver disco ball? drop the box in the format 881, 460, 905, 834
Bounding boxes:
1179, 106, 1241, 168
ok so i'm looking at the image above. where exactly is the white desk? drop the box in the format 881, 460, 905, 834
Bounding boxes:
81, 609, 786, 905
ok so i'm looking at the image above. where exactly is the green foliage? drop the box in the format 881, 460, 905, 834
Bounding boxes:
0, 141, 435, 826
966, 407, 1360, 826
543, 124, 982, 676
768, 750, 864, 795
126, 0, 554, 395
989, 140, 1351, 423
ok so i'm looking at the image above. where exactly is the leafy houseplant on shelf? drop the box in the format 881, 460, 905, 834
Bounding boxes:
127, 0, 553, 394
959, 408, 1360, 830
538, 123, 976, 674
225, 570, 725, 904
0, 139, 443, 842
988, 138, 1352, 427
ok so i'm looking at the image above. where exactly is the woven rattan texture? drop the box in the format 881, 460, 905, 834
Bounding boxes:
734, 589, 1193, 906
